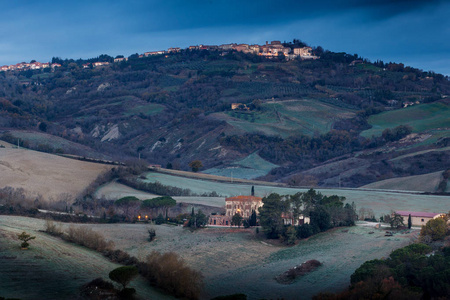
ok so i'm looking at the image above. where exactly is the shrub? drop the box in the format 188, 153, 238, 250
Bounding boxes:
17, 231, 36, 249
79, 277, 116, 299
141, 251, 203, 299
148, 228, 156, 241
109, 266, 138, 289
44, 219, 63, 236
420, 218, 447, 241
66, 226, 114, 252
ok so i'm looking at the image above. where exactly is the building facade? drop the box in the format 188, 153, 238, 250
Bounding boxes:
395, 211, 445, 227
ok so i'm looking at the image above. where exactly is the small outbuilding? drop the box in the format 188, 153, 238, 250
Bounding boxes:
395, 211, 445, 227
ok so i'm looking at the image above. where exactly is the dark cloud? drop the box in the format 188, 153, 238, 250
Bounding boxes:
0, 0, 448, 75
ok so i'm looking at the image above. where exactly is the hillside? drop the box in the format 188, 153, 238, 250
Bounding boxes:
361, 170, 446, 193
0, 215, 417, 300
0, 146, 111, 200
0, 42, 449, 188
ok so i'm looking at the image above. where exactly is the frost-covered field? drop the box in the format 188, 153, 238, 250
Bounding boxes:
140, 172, 449, 217
0, 216, 173, 300
0, 215, 419, 300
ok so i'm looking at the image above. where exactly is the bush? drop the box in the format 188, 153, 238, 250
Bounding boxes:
420, 218, 447, 241
297, 224, 314, 239
109, 266, 138, 289
44, 219, 63, 236
141, 251, 203, 299
66, 226, 114, 252
148, 228, 156, 241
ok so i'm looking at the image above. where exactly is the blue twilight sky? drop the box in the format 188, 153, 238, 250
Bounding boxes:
0, 0, 449, 75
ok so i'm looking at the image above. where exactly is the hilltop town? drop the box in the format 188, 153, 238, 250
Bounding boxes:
1, 40, 317, 72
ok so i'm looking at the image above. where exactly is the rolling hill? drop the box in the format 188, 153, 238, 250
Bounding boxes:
0, 45, 449, 188
0, 145, 111, 200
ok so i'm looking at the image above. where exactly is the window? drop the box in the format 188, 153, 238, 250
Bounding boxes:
421, 219, 424, 222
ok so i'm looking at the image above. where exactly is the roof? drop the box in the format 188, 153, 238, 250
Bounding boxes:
396, 211, 443, 218
225, 195, 262, 202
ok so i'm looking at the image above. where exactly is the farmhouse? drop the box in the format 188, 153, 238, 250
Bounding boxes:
231, 103, 249, 110
225, 195, 263, 218
281, 212, 310, 226
395, 211, 446, 227
209, 195, 263, 226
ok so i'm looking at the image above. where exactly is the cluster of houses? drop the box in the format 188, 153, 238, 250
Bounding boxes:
1, 61, 61, 72
114, 41, 317, 62
1, 40, 318, 73
187, 41, 318, 60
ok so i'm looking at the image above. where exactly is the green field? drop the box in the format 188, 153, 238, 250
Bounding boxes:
125, 103, 165, 116
140, 172, 449, 218
220, 99, 355, 137
4, 130, 108, 158
203, 152, 278, 179
361, 170, 444, 192
361, 102, 450, 138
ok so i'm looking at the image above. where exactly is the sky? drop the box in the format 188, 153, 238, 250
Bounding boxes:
0, 0, 448, 75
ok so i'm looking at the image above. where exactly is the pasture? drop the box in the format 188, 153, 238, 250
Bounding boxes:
362, 170, 445, 193
203, 152, 278, 179
215, 99, 355, 137
0, 215, 173, 300
0, 147, 111, 200
139, 172, 449, 217
4, 130, 107, 158
0, 216, 418, 300
360, 101, 450, 138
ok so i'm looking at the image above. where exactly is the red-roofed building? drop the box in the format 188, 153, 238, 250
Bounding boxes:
209, 195, 263, 226
225, 195, 263, 218
395, 211, 445, 227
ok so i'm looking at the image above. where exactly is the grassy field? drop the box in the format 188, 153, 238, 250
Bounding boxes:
1, 216, 416, 300
203, 152, 278, 179
139, 172, 449, 217
4, 130, 108, 158
0, 216, 173, 300
95, 181, 226, 207
361, 102, 450, 138
124, 103, 165, 117
361, 170, 444, 192
214, 99, 355, 137
0, 147, 111, 200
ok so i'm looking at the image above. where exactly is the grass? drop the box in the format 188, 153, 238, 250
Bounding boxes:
203, 152, 278, 179
0, 216, 173, 300
139, 172, 449, 218
5, 130, 107, 158
124, 103, 165, 117
361, 170, 444, 192
0, 146, 111, 200
221, 99, 355, 137
4, 216, 416, 300
361, 102, 450, 138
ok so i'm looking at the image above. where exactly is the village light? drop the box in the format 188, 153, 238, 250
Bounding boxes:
138, 215, 141, 220
145, 215, 148, 219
